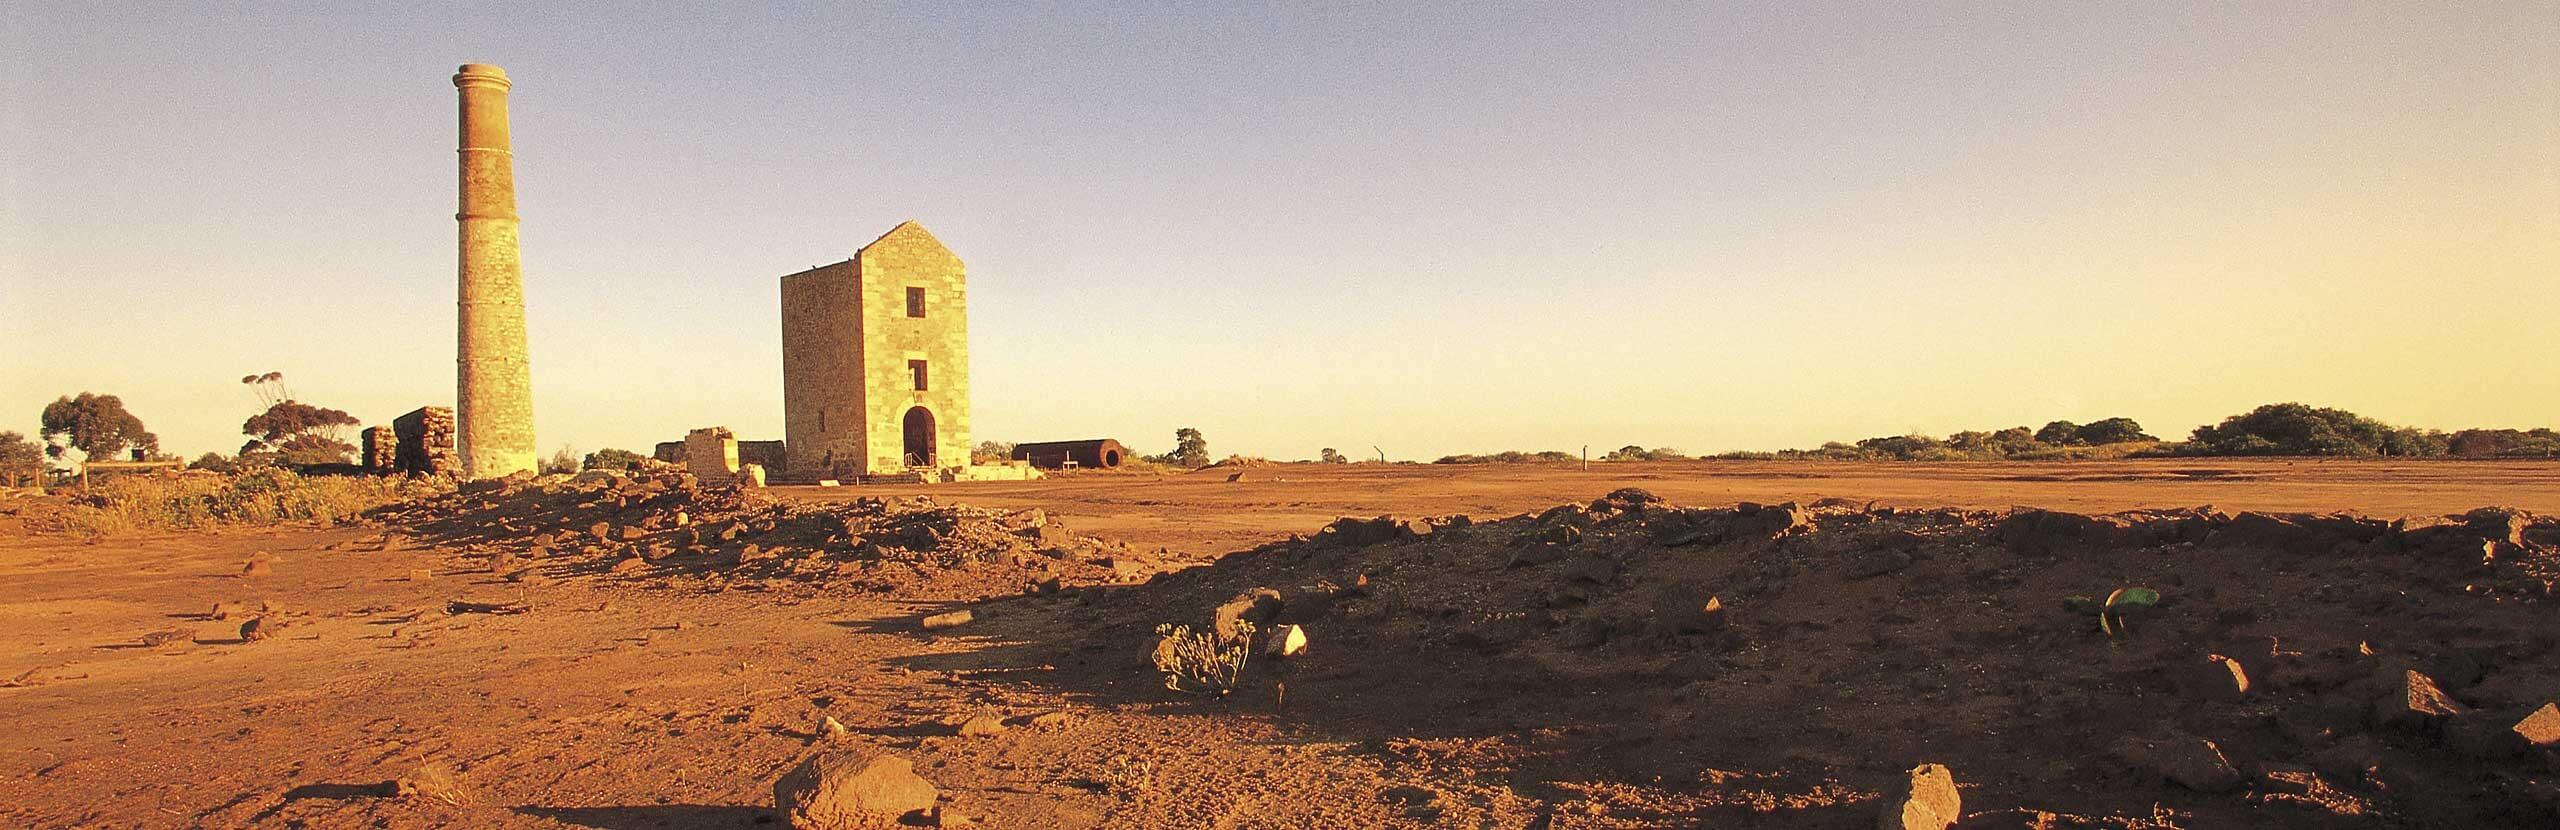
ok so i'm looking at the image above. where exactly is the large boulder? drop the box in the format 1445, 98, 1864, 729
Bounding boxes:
773, 748, 937, 830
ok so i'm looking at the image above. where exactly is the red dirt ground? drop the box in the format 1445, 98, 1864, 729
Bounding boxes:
1, 459, 2553, 829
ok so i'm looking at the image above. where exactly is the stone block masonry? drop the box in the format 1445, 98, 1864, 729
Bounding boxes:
392, 406, 458, 477
360, 426, 396, 472
779, 221, 970, 479
453, 63, 536, 479
684, 427, 740, 484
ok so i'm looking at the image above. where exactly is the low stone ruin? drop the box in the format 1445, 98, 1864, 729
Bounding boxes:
389, 406, 458, 477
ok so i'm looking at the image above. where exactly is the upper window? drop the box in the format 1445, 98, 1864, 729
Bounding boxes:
910, 359, 928, 391
906, 287, 926, 318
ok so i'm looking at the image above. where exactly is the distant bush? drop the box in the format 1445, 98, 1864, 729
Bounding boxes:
2074, 417, 2155, 445
1601, 445, 1688, 462
970, 441, 1016, 464
2446, 428, 2560, 458
49, 468, 438, 535
2189, 403, 2439, 457
1147, 428, 1210, 468
1432, 450, 1578, 465
583, 448, 650, 470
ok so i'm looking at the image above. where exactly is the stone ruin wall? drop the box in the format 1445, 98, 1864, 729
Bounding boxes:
360, 426, 397, 472
684, 427, 739, 483
390, 406, 459, 477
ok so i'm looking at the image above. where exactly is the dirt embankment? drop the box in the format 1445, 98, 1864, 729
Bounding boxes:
973, 492, 2560, 827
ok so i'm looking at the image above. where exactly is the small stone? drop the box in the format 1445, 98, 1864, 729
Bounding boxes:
239, 616, 275, 643
926, 805, 972, 827
2512, 702, 2560, 748
1026, 710, 1072, 729
610, 557, 649, 575
956, 714, 1007, 737
209, 601, 244, 621
818, 715, 848, 740
241, 557, 272, 577
772, 748, 937, 830
1875, 763, 1960, 830
588, 521, 612, 541
408, 568, 434, 582
2372, 669, 2467, 729
1266, 624, 1308, 658
921, 610, 974, 631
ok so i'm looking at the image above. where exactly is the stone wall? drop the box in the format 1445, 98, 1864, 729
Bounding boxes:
391, 406, 458, 477
360, 426, 397, 472
738, 440, 786, 472
780, 221, 970, 478
684, 427, 739, 483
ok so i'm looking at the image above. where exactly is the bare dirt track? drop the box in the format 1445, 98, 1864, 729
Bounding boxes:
0, 459, 2554, 829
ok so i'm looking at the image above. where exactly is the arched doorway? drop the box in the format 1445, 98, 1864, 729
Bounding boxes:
902, 406, 935, 467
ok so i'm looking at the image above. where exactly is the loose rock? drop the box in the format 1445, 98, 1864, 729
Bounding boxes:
2511, 702, 2560, 748
1266, 624, 1308, 658
1875, 763, 1961, 830
2373, 669, 2467, 729
773, 748, 938, 830
955, 714, 1007, 737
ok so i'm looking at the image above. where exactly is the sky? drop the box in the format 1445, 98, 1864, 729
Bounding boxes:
3, 2, 2555, 463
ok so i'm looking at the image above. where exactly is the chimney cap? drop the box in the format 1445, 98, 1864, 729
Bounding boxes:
453, 64, 512, 89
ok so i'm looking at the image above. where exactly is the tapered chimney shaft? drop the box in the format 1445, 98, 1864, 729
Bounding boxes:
452, 63, 535, 479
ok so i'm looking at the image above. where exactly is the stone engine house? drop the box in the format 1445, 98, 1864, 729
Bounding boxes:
779, 221, 970, 479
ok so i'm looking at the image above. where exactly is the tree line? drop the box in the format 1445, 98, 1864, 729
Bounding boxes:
1428, 403, 2559, 463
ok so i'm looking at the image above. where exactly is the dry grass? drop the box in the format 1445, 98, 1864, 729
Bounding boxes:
50, 468, 442, 535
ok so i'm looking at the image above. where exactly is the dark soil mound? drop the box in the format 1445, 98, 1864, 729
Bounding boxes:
997, 495, 2560, 826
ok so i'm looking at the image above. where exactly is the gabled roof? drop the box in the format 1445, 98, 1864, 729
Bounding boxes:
858, 220, 947, 256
